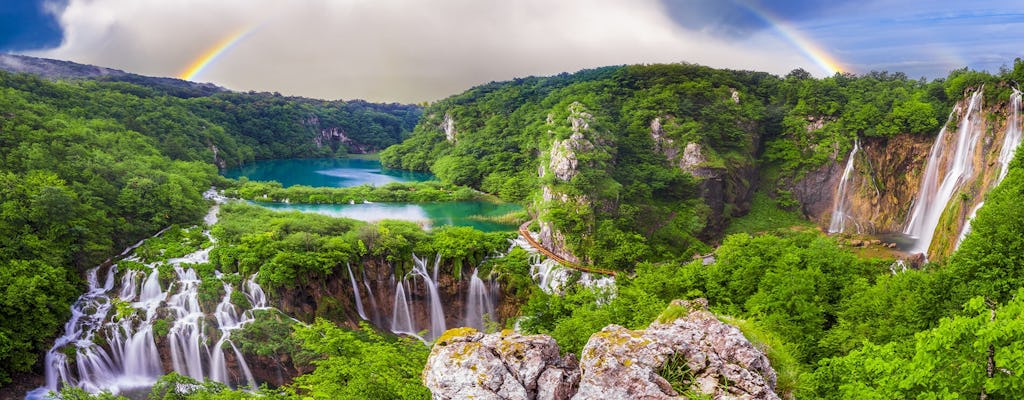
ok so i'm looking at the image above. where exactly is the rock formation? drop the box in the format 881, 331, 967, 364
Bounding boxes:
424, 299, 780, 400
422, 328, 580, 400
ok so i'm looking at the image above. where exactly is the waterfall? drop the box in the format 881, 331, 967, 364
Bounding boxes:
955, 90, 1024, 250
363, 274, 381, 327
463, 268, 497, 330
390, 280, 415, 337
29, 192, 269, 398
955, 202, 984, 247
998, 89, 1022, 182
410, 254, 446, 341
903, 90, 985, 255
828, 139, 860, 234
347, 263, 368, 320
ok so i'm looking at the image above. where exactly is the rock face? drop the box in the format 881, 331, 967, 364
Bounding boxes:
535, 102, 610, 264
574, 299, 778, 400
424, 300, 780, 400
649, 115, 759, 240
423, 328, 580, 400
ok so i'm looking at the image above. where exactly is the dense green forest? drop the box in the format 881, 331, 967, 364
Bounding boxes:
0, 70, 420, 386
6, 57, 1024, 400
0, 71, 420, 167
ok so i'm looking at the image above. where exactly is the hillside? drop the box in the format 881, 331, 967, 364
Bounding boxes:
4, 56, 1024, 400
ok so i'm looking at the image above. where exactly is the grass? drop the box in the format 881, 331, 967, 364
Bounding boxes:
718, 315, 803, 399
724, 192, 814, 236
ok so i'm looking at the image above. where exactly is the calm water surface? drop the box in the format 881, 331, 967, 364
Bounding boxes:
224, 158, 520, 231
223, 158, 433, 187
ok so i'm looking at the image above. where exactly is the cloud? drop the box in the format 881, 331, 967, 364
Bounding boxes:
657, 0, 861, 38
27, 0, 813, 102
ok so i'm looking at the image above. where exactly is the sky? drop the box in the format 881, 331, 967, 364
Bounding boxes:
1, 0, 1022, 103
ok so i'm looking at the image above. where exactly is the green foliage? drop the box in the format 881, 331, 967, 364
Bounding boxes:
810, 291, 1024, 399
723, 192, 813, 235
135, 225, 210, 263
290, 320, 430, 399
226, 180, 483, 204
50, 386, 129, 400
0, 260, 78, 384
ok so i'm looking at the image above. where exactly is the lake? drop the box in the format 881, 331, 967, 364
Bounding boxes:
223, 158, 521, 231
223, 158, 434, 188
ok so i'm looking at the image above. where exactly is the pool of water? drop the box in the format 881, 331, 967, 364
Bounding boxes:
223, 158, 434, 187
255, 201, 521, 232
224, 158, 521, 231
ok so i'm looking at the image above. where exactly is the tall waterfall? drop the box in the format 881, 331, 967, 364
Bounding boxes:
998, 89, 1023, 181
829, 139, 860, 234
903, 90, 985, 255
27, 191, 269, 398
956, 88, 1023, 248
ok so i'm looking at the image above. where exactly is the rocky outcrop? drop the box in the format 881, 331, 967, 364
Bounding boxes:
574, 299, 778, 400
650, 115, 758, 240
535, 102, 611, 264
424, 300, 780, 400
443, 112, 458, 143
303, 114, 373, 153
423, 328, 580, 400
792, 134, 934, 233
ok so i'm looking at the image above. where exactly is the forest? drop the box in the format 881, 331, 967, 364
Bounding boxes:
3, 58, 1024, 399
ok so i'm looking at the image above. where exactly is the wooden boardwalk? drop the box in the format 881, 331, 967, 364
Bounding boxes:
518, 221, 617, 277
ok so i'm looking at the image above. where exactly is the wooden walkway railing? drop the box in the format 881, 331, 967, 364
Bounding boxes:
518, 221, 617, 277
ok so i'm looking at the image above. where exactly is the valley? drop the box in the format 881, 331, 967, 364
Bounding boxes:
2, 55, 1024, 399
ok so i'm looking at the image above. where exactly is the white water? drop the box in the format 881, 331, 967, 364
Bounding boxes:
954, 89, 1024, 249
390, 280, 417, 338
829, 139, 860, 234
410, 254, 447, 341
28, 190, 268, 398
903, 90, 985, 255
998, 89, 1023, 182
955, 202, 984, 247
463, 268, 497, 330
347, 263, 368, 320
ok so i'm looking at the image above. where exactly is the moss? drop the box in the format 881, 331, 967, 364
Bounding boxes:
436, 327, 479, 346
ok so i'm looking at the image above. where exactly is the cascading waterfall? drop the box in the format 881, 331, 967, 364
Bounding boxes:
829, 139, 860, 234
903, 90, 985, 255
956, 88, 1023, 248
390, 281, 416, 338
997, 89, 1022, 182
410, 254, 447, 341
956, 202, 984, 247
463, 268, 497, 330
347, 263, 368, 320
28, 190, 269, 398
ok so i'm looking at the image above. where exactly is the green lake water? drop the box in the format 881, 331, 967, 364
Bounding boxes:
223, 158, 521, 231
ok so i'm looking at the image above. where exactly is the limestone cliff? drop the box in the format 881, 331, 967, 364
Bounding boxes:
424, 299, 780, 400
795, 89, 1021, 260
650, 114, 758, 239
535, 102, 612, 264
792, 134, 933, 232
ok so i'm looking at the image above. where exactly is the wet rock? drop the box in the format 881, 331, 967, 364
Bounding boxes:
423, 328, 580, 400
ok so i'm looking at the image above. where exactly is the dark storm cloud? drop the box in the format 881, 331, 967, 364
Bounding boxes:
0, 0, 66, 52
658, 0, 859, 37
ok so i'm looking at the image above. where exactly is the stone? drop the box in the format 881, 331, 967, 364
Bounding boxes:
423, 328, 580, 400
573, 299, 779, 400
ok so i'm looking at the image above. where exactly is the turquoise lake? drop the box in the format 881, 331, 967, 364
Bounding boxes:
223, 158, 434, 187
223, 158, 520, 231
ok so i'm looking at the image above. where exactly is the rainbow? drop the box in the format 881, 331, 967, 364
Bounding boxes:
179, 26, 255, 81
740, 2, 846, 76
